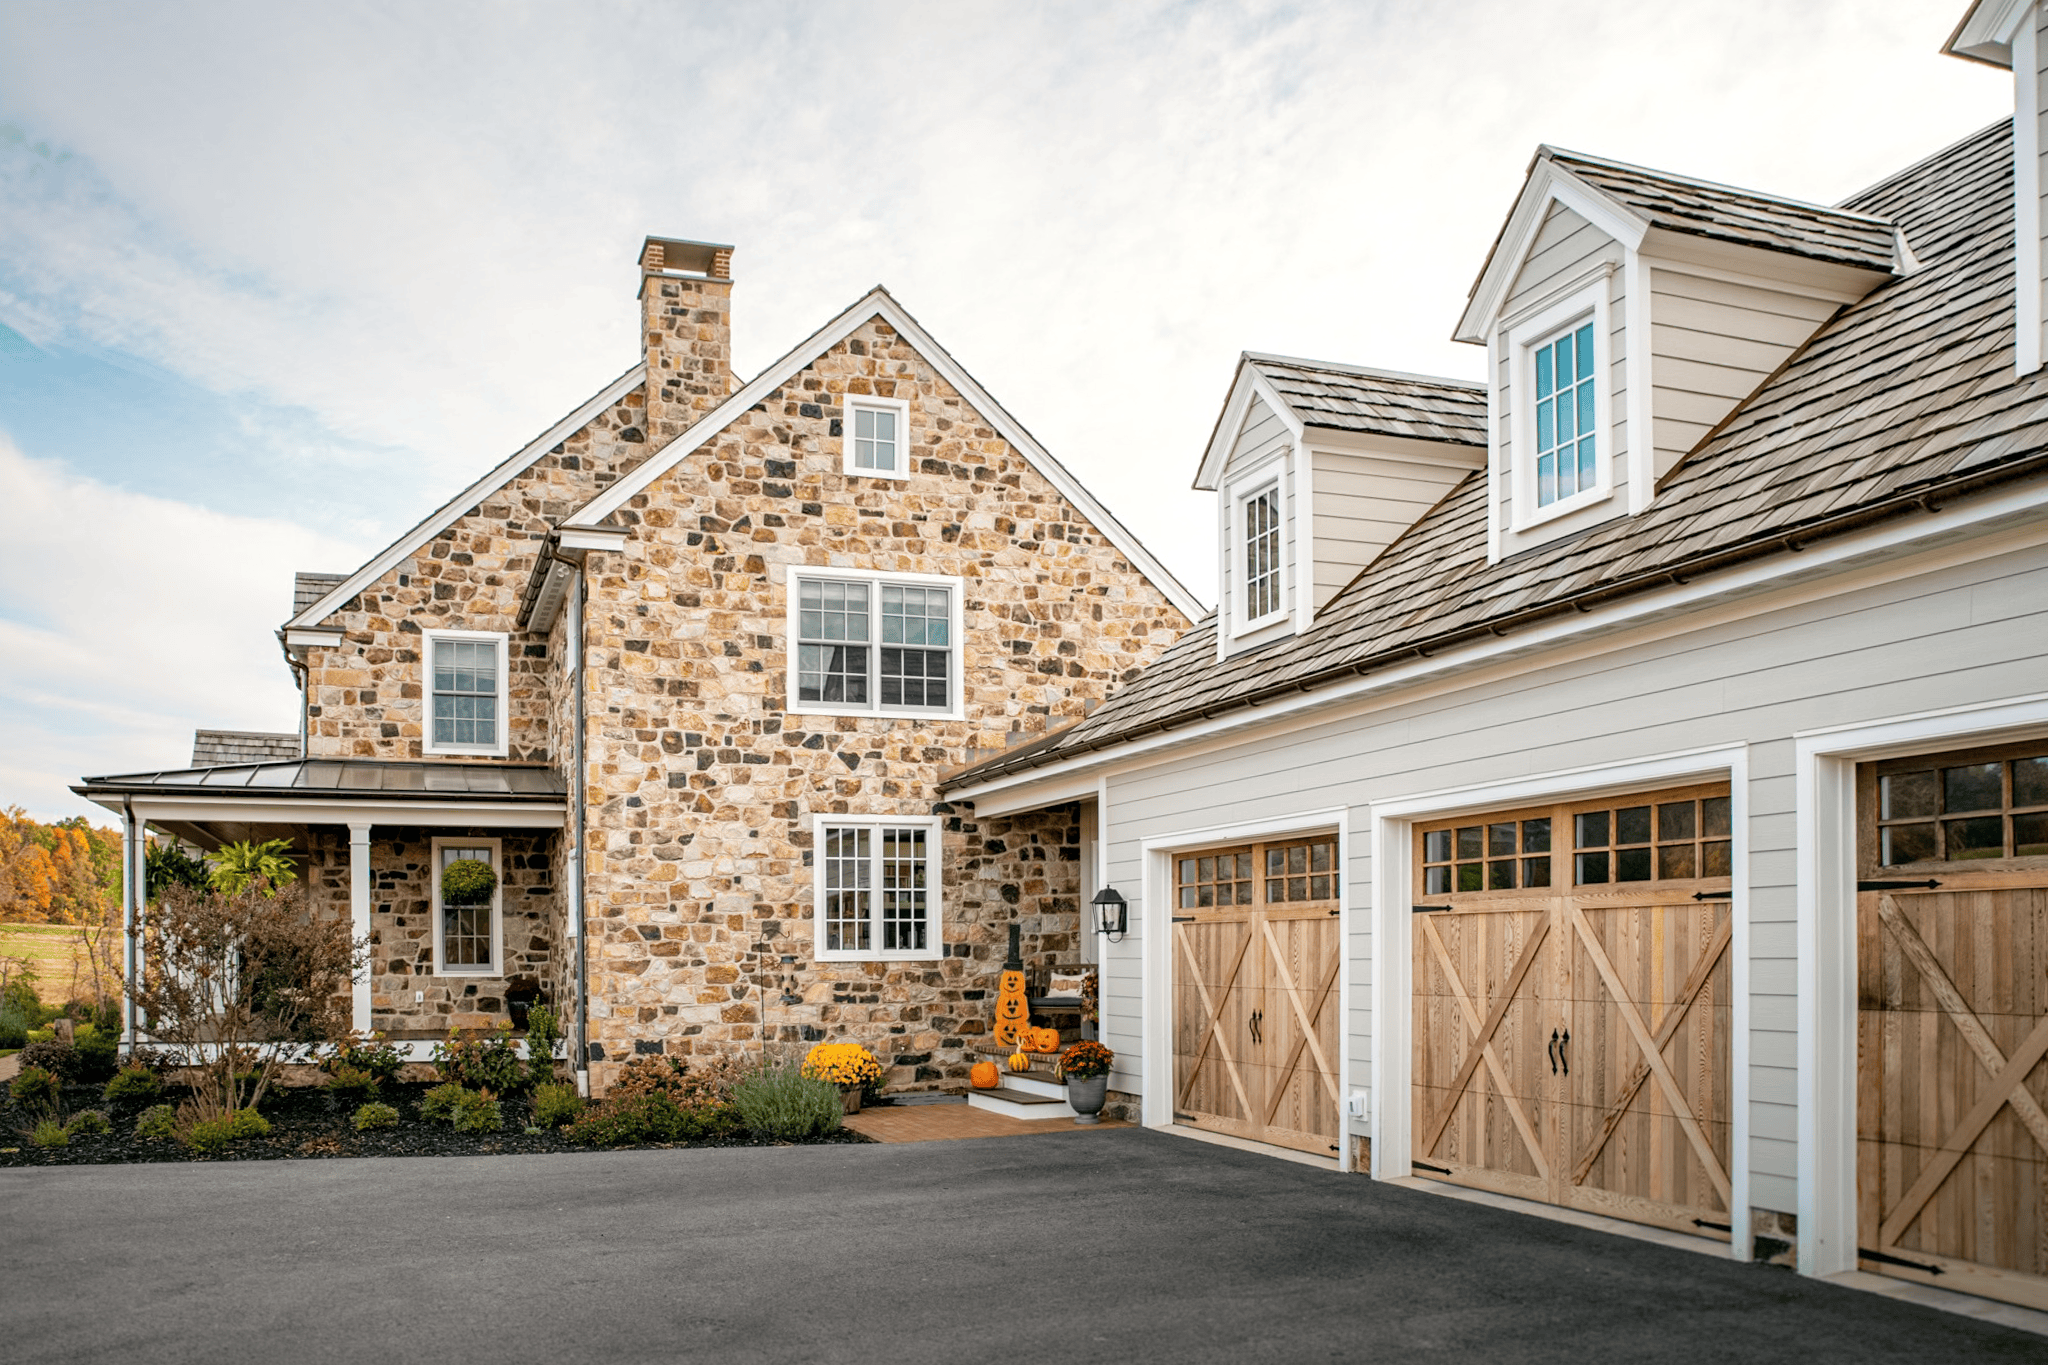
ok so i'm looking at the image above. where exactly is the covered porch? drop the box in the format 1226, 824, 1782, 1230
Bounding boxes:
73, 758, 574, 1062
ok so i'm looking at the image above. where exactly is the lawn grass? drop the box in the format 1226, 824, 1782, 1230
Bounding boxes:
0, 922, 98, 1003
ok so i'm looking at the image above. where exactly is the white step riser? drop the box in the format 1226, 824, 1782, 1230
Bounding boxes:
997, 1073, 1068, 1100
966, 1090, 1078, 1121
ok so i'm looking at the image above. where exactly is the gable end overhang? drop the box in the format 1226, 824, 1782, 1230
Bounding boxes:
1455, 155, 1651, 345
1947, 0, 2031, 67
1194, 358, 1306, 491
561, 287, 1208, 621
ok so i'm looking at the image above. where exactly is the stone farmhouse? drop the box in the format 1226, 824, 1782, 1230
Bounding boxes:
77, 239, 1200, 1095
938, 2, 2048, 1314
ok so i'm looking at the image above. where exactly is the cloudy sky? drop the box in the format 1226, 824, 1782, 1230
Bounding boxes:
0, 0, 2010, 820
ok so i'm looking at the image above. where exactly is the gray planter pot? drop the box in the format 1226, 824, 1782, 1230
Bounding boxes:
1066, 1073, 1108, 1124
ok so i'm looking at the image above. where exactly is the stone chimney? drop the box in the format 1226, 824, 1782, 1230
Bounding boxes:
638, 236, 734, 446
1947, 1, 2047, 374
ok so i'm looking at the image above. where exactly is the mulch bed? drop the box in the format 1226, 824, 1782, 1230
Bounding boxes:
0, 1081, 872, 1167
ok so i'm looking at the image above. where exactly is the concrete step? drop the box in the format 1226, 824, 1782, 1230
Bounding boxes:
965, 1085, 1078, 1121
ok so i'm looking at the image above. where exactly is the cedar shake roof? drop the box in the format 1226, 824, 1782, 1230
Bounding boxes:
1244, 355, 1487, 447
1546, 147, 1901, 272
190, 730, 300, 767
292, 572, 349, 617
949, 121, 2048, 791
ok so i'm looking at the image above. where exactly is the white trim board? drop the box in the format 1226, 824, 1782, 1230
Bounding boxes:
1366, 743, 1752, 1263
563, 286, 1207, 623
287, 364, 646, 631
1791, 692, 2048, 1280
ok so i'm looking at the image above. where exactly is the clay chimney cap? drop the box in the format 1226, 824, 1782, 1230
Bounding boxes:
640, 236, 734, 280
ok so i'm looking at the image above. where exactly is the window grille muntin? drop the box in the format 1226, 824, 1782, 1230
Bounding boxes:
431, 638, 500, 748
438, 843, 496, 971
1243, 485, 1282, 622
820, 822, 937, 958
794, 574, 952, 713
1874, 747, 2048, 865
1533, 321, 1597, 509
852, 404, 899, 472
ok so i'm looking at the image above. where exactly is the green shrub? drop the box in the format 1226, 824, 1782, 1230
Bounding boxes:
10, 1064, 60, 1113
565, 1091, 744, 1146
439, 857, 497, 906
531, 1081, 584, 1129
420, 1082, 470, 1124
103, 1063, 163, 1105
433, 1024, 526, 1094
73, 1030, 118, 1084
733, 1066, 842, 1141
0, 1009, 26, 1051
18, 1039, 78, 1082
26, 1027, 54, 1045
66, 1109, 110, 1136
352, 1101, 400, 1132
320, 1032, 405, 1088
135, 1104, 177, 1139
30, 1117, 68, 1148
231, 1107, 270, 1139
523, 1004, 562, 1087
182, 1107, 270, 1154
326, 1064, 377, 1102
451, 1089, 502, 1134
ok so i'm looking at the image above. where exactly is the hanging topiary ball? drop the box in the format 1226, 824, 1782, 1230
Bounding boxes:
440, 858, 498, 907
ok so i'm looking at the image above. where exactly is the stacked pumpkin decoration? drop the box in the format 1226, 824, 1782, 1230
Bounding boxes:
992, 927, 1030, 1047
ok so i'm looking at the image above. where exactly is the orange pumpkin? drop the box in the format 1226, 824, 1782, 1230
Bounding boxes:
994, 1019, 1023, 1046
969, 1060, 1000, 1089
1026, 1026, 1061, 1053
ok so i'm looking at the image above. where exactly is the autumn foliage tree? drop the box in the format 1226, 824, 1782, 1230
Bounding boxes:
0, 807, 120, 925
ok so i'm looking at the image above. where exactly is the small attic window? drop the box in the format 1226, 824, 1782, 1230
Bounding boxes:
842, 394, 910, 479
1240, 482, 1285, 628
1534, 322, 1597, 507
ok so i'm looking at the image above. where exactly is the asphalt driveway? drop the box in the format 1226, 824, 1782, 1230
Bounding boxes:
2, 1128, 2040, 1364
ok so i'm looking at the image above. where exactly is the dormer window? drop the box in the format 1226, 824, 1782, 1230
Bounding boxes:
1534, 321, 1597, 508
1240, 482, 1285, 627
842, 394, 910, 479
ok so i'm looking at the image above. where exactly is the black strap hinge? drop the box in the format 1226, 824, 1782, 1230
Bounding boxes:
1692, 890, 1732, 901
1857, 879, 1940, 892
1859, 1247, 1941, 1275
1692, 1218, 1732, 1232
1173, 1111, 1197, 1122
1171, 916, 1196, 923
1413, 904, 1450, 914
1412, 1161, 1452, 1175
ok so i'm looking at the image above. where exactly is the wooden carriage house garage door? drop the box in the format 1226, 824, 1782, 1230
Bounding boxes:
1858, 741, 2048, 1311
1172, 835, 1342, 1156
1411, 785, 1734, 1238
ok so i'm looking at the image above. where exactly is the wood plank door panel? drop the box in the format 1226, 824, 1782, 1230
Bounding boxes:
1173, 914, 1259, 1141
1260, 908, 1342, 1155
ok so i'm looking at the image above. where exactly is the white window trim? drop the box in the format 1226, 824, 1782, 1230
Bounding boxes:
1506, 277, 1615, 532
1230, 474, 1288, 636
421, 629, 510, 758
430, 835, 504, 977
812, 813, 944, 962
785, 565, 966, 721
840, 393, 912, 480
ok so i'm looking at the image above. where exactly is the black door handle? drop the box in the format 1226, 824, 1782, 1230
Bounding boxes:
1548, 1029, 1559, 1075
1559, 1029, 1570, 1077
1248, 1009, 1262, 1045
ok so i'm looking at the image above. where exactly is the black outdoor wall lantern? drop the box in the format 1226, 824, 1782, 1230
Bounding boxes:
1092, 886, 1128, 942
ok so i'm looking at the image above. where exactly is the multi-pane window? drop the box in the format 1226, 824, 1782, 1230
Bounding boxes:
850, 404, 899, 473
1573, 795, 1730, 885
429, 635, 502, 750
1243, 485, 1282, 622
438, 842, 496, 972
1419, 791, 1732, 894
1874, 747, 2048, 865
1266, 838, 1336, 902
1177, 849, 1253, 908
1176, 836, 1338, 910
1534, 320, 1597, 508
793, 574, 954, 714
1422, 819, 1553, 895
819, 822, 937, 958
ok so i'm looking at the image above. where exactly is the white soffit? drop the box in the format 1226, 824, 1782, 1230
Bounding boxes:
285, 364, 647, 631
1945, 0, 2030, 67
563, 287, 1208, 621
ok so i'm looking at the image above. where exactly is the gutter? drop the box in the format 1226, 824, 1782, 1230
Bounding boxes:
947, 447, 2048, 791
570, 564, 591, 1098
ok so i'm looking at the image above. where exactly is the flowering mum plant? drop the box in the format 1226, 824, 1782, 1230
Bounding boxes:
1056, 1040, 1114, 1080
800, 1042, 883, 1089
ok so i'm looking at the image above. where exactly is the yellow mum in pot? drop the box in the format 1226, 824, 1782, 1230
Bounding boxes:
800, 1042, 884, 1089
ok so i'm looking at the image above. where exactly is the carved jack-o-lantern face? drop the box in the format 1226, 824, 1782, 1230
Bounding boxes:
996, 994, 1029, 1022
995, 1019, 1024, 1045
998, 970, 1026, 997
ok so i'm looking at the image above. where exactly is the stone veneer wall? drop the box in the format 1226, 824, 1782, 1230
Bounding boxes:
578, 315, 1190, 1092
303, 825, 563, 1035
301, 384, 650, 761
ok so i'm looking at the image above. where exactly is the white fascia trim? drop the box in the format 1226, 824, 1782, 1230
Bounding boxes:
811, 812, 946, 963
571, 289, 1208, 621
785, 565, 967, 722
1945, 0, 2031, 66
1455, 159, 1648, 344
1505, 273, 1617, 533
1792, 691, 2048, 1280
287, 365, 645, 631
2016, 16, 2043, 377
1624, 247, 1655, 513
285, 628, 345, 648
1195, 364, 1306, 491
1293, 434, 1315, 631
1485, 332, 1504, 564
1136, 805, 1349, 1131
421, 629, 511, 758
106, 796, 567, 827
1366, 742, 1750, 1266
431, 835, 504, 977
944, 475, 2048, 807
556, 526, 629, 552
841, 392, 912, 480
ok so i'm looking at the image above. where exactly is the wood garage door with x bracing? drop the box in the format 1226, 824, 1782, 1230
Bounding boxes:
1412, 784, 1734, 1238
1172, 835, 1342, 1156
1857, 740, 2048, 1311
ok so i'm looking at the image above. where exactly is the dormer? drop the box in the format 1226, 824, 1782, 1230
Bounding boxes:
1454, 148, 1904, 563
1196, 355, 1486, 659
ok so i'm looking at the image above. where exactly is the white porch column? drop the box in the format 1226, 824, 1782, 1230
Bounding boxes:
349, 822, 372, 1035
120, 802, 140, 1051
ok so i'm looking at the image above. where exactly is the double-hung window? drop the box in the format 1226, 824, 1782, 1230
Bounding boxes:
423, 630, 509, 756
1533, 320, 1597, 508
790, 569, 962, 718
432, 837, 501, 975
815, 816, 941, 960
841, 395, 911, 479
1242, 483, 1282, 622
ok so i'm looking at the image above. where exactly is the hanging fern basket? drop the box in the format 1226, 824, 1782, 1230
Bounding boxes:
440, 858, 498, 907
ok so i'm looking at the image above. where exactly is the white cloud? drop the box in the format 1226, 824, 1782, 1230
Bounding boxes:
0, 437, 366, 820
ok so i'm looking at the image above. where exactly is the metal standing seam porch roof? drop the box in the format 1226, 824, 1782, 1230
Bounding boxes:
73, 759, 567, 803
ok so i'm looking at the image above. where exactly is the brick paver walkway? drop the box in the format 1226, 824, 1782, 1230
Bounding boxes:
844, 1100, 1131, 1143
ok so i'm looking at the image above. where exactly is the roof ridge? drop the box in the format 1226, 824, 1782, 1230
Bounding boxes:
1541, 144, 1896, 226
1243, 352, 1485, 391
